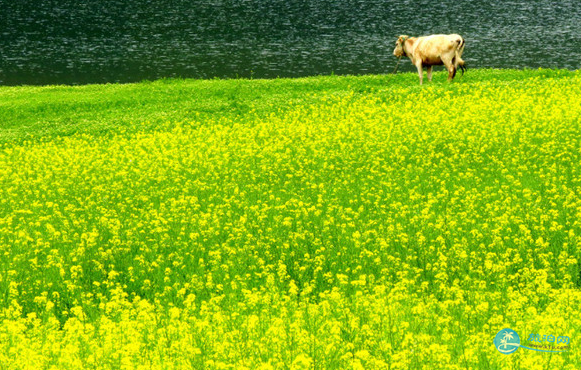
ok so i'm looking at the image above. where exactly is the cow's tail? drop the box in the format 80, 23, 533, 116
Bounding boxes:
455, 37, 467, 76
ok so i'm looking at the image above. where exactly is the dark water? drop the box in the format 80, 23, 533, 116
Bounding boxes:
1, 0, 580, 85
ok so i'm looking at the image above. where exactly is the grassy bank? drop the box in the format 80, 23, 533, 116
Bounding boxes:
1, 69, 580, 369
1, 68, 574, 143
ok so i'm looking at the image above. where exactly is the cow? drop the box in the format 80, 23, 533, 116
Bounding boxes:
393, 34, 466, 85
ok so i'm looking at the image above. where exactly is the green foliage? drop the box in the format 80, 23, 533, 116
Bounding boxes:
1, 69, 580, 369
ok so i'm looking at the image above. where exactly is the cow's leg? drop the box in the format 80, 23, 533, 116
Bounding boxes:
457, 39, 466, 75
427, 66, 433, 82
443, 59, 456, 82
449, 65, 457, 81
415, 62, 424, 85
458, 58, 466, 75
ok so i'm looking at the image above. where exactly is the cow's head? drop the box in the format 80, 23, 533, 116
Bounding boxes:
393, 35, 409, 57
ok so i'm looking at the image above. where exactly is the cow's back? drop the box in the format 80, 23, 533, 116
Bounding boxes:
414, 34, 462, 65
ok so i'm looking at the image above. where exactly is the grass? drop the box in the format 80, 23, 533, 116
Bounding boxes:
1, 68, 572, 143
1, 68, 580, 369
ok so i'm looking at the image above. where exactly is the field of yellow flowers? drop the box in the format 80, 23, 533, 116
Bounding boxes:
1, 69, 580, 369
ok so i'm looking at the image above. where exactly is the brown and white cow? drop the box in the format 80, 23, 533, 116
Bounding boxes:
393, 34, 466, 85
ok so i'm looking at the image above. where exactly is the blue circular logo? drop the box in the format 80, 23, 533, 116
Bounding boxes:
494, 328, 520, 354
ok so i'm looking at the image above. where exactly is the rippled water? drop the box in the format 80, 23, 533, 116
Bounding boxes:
0, 0, 579, 85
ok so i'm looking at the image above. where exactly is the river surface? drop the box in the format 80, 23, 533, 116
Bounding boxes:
1, 0, 580, 85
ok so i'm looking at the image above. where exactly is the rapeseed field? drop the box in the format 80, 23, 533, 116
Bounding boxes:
1, 69, 580, 369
